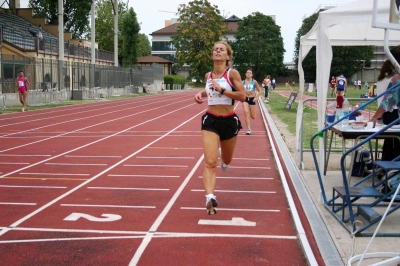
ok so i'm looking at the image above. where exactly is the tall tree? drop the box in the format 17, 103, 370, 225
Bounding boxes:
294, 12, 374, 82
121, 7, 140, 66
95, 0, 127, 63
137, 33, 151, 57
231, 12, 285, 80
171, 0, 228, 79
29, 0, 91, 38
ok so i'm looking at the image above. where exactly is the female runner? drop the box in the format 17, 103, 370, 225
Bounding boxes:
242, 68, 262, 135
194, 41, 246, 214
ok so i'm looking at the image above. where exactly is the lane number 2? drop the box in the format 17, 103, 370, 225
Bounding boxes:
64, 212, 121, 222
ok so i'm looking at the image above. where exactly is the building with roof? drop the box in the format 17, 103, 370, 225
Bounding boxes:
150, 15, 242, 64
136, 56, 173, 76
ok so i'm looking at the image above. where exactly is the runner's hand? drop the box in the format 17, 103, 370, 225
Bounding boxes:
194, 92, 203, 104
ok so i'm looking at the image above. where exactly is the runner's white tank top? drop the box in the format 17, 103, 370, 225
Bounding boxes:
206, 68, 236, 106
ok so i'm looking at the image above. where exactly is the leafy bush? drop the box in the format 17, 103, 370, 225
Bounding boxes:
164, 75, 186, 88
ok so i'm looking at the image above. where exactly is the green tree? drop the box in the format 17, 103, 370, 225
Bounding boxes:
231, 12, 285, 80
294, 12, 374, 82
137, 33, 151, 57
121, 7, 140, 66
171, 0, 228, 79
29, 0, 91, 38
95, 0, 127, 63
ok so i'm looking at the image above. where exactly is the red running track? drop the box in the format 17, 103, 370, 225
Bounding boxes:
0, 91, 321, 265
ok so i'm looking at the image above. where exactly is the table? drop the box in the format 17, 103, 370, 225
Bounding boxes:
324, 124, 400, 177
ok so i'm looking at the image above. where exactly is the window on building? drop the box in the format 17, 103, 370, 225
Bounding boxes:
152, 41, 176, 51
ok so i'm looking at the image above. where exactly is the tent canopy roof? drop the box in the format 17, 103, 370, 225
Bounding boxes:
301, 0, 400, 48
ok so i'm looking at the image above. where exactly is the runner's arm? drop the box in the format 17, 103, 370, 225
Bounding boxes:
194, 74, 208, 104
254, 81, 262, 101
25, 78, 30, 90
226, 69, 246, 102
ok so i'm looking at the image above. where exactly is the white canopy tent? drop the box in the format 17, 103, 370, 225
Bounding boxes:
296, 0, 400, 177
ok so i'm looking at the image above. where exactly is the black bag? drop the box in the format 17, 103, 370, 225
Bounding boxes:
351, 148, 373, 177
382, 110, 399, 125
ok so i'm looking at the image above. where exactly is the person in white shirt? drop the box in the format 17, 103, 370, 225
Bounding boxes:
194, 41, 246, 215
357, 79, 362, 90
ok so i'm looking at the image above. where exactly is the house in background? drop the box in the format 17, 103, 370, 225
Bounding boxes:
136, 56, 173, 76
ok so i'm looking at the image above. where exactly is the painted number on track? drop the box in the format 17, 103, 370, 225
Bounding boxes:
198, 217, 256, 227
64, 212, 122, 222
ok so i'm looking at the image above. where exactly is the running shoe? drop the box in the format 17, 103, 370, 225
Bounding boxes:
21, 108, 25, 112
206, 196, 218, 215
264, 99, 269, 103
246, 129, 251, 135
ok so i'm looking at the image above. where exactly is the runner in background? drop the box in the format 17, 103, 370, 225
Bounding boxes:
194, 41, 246, 215
335, 74, 347, 108
242, 68, 262, 135
15, 70, 30, 112
263, 75, 271, 103
330, 76, 336, 97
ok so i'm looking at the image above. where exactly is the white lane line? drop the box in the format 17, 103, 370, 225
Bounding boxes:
154, 232, 297, 240
14, 227, 147, 235
136, 156, 194, 159
87, 187, 169, 191
0, 185, 67, 189
191, 189, 276, 194
108, 174, 180, 178
0, 162, 30, 165
233, 158, 269, 161
129, 100, 240, 265
180, 207, 280, 212
0, 105, 205, 239
198, 176, 273, 180
218, 166, 271, 169
20, 173, 90, 176
0, 94, 188, 152
0, 154, 51, 157
60, 204, 156, 209
45, 163, 107, 166
0, 202, 37, 206
124, 164, 188, 168
129, 154, 205, 265
0, 232, 298, 244
0, 91, 180, 129
66, 155, 122, 158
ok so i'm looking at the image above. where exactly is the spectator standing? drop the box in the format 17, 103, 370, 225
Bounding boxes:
28, 24, 36, 37
365, 81, 369, 90
272, 78, 276, 90
357, 79, 362, 90
330, 76, 336, 97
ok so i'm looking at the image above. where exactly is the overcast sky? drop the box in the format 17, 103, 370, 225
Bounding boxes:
19, 0, 355, 62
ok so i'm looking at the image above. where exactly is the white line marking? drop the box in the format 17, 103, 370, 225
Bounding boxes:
191, 189, 276, 194
0, 202, 37, 206
233, 158, 270, 161
123, 164, 188, 168
87, 187, 169, 191
65, 155, 122, 158
198, 217, 256, 227
64, 213, 122, 222
14, 227, 147, 235
154, 232, 297, 240
60, 204, 156, 209
0, 231, 298, 244
0, 235, 145, 244
0, 185, 67, 189
129, 155, 205, 265
0, 162, 30, 165
20, 173, 90, 176
45, 163, 107, 166
218, 166, 271, 169
0, 106, 205, 240
198, 176, 273, 180
0, 95, 189, 152
136, 156, 195, 159
0, 154, 51, 157
108, 174, 180, 178
180, 207, 280, 212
